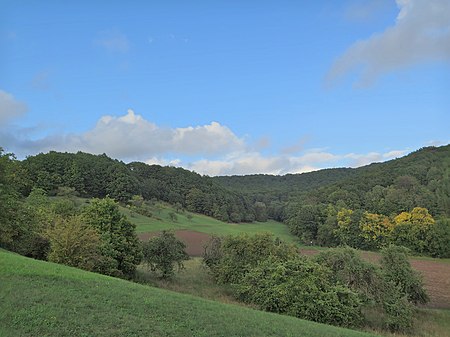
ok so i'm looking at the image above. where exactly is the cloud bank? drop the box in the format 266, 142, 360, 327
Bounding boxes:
0, 105, 411, 176
328, 0, 450, 86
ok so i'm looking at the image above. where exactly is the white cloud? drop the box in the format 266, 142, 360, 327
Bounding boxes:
0, 103, 419, 176
94, 30, 130, 53
4, 109, 246, 160
0, 90, 27, 124
327, 0, 450, 86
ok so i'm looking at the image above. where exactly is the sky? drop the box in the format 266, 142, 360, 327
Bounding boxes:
1, 0, 449, 176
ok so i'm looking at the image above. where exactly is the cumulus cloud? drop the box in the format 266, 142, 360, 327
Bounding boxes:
94, 30, 130, 53
327, 0, 450, 86
3, 109, 246, 160
1, 104, 416, 176
0, 90, 27, 124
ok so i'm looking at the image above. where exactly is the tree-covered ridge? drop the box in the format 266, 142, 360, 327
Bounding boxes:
13, 151, 254, 223
303, 145, 450, 217
213, 167, 356, 196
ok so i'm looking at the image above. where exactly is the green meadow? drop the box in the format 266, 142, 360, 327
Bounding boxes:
120, 202, 297, 243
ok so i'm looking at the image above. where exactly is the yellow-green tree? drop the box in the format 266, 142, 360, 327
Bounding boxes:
45, 215, 100, 271
334, 208, 364, 247
359, 212, 393, 248
392, 207, 435, 253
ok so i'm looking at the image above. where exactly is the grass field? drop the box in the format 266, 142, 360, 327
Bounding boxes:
0, 250, 379, 337
120, 202, 298, 243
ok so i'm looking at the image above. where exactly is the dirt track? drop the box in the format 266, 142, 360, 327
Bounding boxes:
138, 230, 450, 309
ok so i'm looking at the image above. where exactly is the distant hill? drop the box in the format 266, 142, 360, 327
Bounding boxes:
215, 145, 450, 217
0, 249, 378, 337
5, 144, 450, 223
213, 167, 355, 196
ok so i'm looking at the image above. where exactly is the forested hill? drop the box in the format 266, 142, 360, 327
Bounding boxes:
8, 151, 255, 223
299, 145, 450, 217
215, 145, 450, 217
2, 144, 449, 224
213, 168, 356, 196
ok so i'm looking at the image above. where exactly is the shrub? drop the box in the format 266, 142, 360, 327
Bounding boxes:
204, 233, 298, 284
235, 257, 363, 328
314, 247, 385, 304
380, 245, 428, 305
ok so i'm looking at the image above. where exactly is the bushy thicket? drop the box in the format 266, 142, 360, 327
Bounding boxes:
203, 234, 428, 332
236, 257, 363, 328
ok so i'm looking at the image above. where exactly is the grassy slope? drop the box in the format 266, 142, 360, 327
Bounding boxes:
0, 250, 378, 337
121, 203, 297, 243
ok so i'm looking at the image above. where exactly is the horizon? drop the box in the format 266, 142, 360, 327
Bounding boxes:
5, 143, 447, 178
1, 1, 449, 175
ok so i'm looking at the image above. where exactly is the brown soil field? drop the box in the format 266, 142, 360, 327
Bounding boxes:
138, 231, 450, 309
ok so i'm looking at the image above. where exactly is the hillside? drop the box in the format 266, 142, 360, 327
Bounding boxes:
215, 145, 450, 217
0, 250, 378, 337
213, 168, 355, 196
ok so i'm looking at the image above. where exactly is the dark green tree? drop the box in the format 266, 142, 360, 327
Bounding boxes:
82, 198, 142, 278
142, 231, 189, 279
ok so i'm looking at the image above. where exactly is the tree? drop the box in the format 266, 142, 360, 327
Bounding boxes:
142, 231, 189, 278
45, 215, 100, 271
287, 204, 325, 243
392, 207, 435, 253
359, 212, 393, 249
334, 208, 365, 248
254, 201, 268, 222
82, 198, 142, 278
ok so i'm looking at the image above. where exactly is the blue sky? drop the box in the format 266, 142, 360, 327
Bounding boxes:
1, 0, 449, 175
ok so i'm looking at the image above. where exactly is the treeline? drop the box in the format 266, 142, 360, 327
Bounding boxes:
5, 150, 257, 223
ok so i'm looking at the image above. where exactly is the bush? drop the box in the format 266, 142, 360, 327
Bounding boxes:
314, 247, 385, 304
382, 284, 414, 332
380, 245, 428, 305
142, 231, 189, 279
235, 257, 363, 328
203, 233, 298, 284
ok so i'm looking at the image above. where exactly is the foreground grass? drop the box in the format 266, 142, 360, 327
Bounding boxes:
0, 250, 379, 337
121, 202, 297, 243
